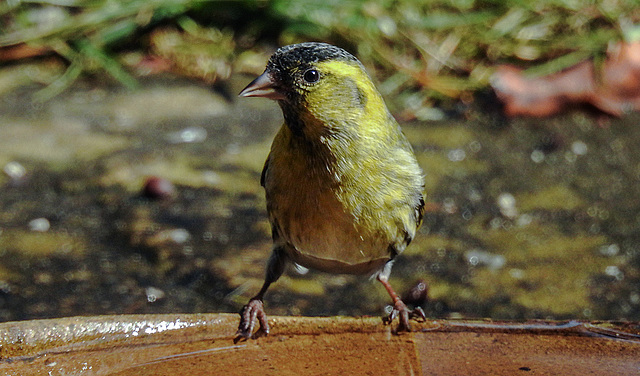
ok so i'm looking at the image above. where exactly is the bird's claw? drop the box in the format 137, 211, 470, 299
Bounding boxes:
382, 300, 426, 332
235, 298, 269, 342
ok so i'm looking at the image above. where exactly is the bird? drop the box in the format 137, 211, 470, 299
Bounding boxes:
236, 42, 425, 339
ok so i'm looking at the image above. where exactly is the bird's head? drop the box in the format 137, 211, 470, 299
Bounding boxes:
240, 42, 387, 137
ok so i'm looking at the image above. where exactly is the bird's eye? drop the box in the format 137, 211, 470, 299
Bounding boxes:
303, 69, 320, 83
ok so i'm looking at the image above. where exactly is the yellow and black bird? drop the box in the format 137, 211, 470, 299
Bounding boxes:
237, 42, 425, 339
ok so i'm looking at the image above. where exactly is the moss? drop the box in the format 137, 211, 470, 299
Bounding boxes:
417, 150, 489, 193
0, 229, 86, 258
281, 276, 327, 296
404, 124, 477, 150
516, 185, 585, 212
468, 219, 606, 263
466, 218, 609, 315
404, 234, 467, 257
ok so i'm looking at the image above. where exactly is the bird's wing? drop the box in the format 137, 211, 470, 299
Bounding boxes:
415, 195, 426, 230
260, 153, 283, 244
260, 153, 271, 188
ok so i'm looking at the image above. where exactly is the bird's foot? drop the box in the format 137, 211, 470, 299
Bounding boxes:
235, 298, 269, 342
382, 299, 426, 332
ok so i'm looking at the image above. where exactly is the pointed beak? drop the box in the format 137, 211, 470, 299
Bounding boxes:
239, 71, 286, 100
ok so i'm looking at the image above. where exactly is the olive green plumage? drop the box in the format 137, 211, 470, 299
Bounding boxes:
237, 42, 425, 339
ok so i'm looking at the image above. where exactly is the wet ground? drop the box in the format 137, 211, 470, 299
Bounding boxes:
0, 72, 639, 324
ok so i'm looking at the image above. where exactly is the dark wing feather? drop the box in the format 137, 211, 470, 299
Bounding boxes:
260, 154, 271, 188
415, 195, 425, 230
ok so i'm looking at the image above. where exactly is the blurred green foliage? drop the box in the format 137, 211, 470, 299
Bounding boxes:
1, 0, 639, 103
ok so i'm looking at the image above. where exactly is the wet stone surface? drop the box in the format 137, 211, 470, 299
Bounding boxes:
0, 74, 639, 323
1, 314, 639, 376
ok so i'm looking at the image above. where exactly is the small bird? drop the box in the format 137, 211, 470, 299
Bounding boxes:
237, 42, 425, 339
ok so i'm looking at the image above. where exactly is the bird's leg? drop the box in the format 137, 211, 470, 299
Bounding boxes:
236, 246, 287, 341
236, 281, 271, 341
378, 276, 426, 332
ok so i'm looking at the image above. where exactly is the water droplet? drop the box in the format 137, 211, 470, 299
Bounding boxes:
599, 243, 619, 257
530, 149, 545, 163
443, 197, 457, 214
468, 140, 482, 153
571, 140, 588, 155
604, 265, 624, 281
166, 126, 207, 144
3, 161, 26, 180
467, 188, 482, 202
28, 218, 50, 232
168, 228, 190, 244
465, 249, 505, 270
202, 170, 222, 185
145, 286, 165, 303
497, 193, 518, 218
516, 213, 532, 227
509, 268, 525, 279
447, 148, 466, 162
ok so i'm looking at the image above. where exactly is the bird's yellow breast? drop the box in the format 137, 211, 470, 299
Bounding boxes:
263, 125, 421, 274
264, 126, 393, 273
